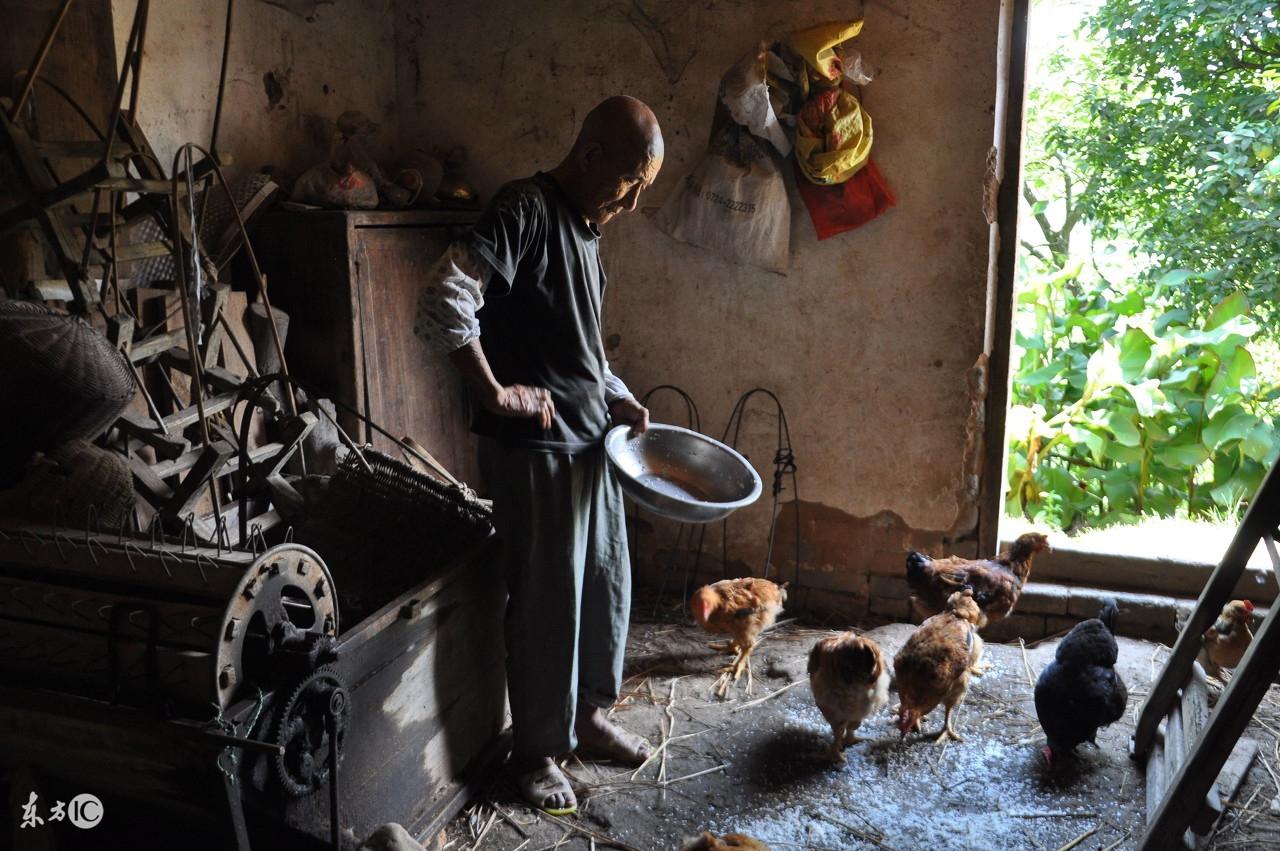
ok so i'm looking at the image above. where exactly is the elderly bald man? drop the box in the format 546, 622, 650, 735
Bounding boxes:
414, 96, 663, 814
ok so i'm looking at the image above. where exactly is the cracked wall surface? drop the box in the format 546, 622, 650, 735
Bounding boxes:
394, 0, 1003, 582
99, 0, 1003, 590
110, 0, 400, 186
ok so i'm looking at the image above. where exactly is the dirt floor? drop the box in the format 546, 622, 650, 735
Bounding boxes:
441, 602, 1280, 851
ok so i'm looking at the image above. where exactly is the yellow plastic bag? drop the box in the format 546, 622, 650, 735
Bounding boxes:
794, 86, 872, 185
787, 20, 864, 85
785, 20, 873, 185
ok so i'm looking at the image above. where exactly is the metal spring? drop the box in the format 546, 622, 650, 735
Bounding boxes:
248, 524, 266, 557
156, 548, 177, 579
50, 501, 68, 562
215, 516, 231, 555
123, 541, 146, 573
193, 552, 215, 586
181, 513, 198, 554
86, 536, 109, 568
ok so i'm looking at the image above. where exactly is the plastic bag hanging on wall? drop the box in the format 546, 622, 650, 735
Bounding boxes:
653, 44, 793, 275
653, 116, 791, 275
720, 43, 792, 158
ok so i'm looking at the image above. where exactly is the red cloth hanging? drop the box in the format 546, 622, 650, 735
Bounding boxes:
793, 157, 896, 240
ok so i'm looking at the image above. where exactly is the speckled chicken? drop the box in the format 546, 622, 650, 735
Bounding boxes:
905, 532, 1051, 628
893, 588, 984, 744
1199, 599, 1256, 678
679, 832, 771, 851
808, 632, 891, 762
690, 578, 787, 697
1034, 598, 1127, 767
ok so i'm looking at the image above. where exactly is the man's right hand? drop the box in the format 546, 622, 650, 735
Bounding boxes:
486, 384, 556, 429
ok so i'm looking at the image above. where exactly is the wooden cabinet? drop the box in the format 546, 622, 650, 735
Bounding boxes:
256, 209, 481, 486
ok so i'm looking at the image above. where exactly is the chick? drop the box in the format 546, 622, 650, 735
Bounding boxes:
894, 588, 984, 744
678, 833, 770, 851
690, 578, 787, 696
1034, 599, 1127, 767
1199, 599, 1256, 678
808, 632, 891, 762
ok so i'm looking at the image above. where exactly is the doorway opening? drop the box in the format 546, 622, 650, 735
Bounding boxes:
1001, 0, 1280, 567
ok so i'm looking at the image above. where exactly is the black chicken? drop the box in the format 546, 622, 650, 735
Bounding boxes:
1034, 599, 1128, 767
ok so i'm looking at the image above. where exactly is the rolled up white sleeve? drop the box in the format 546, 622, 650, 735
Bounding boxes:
603, 360, 633, 405
413, 242, 488, 354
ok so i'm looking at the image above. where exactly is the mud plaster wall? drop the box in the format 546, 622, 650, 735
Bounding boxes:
394, 0, 1001, 609
109, 0, 399, 187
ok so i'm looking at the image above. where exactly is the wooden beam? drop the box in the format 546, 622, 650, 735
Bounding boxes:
1133, 459, 1280, 758
116, 411, 188, 460
1140, 601, 1280, 848
150, 441, 283, 480
161, 442, 232, 521
129, 329, 186, 363
159, 391, 238, 432
977, 0, 1031, 555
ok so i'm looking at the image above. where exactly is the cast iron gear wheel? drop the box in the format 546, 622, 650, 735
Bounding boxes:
272, 665, 348, 797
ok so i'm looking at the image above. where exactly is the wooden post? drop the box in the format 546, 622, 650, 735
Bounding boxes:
1133, 459, 1280, 757
1140, 602, 1280, 848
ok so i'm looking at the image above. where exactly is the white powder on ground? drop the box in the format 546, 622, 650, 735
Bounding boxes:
714, 692, 1134, 851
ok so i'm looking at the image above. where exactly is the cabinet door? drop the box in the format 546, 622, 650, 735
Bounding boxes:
352, 225, 480, 487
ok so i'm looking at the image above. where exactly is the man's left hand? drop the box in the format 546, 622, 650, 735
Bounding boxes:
609, 397, 649, 434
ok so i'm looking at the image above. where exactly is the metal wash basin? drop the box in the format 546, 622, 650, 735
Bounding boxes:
604, 423, 762, 523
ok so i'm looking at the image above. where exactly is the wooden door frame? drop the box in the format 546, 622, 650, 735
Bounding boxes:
978, 0, 1032, 556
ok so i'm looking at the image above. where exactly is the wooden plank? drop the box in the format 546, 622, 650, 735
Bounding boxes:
237, 412, 316, 491
1193, 738, 1258, 835
130, 450, 174, 508
1133, 459, 1280, 758
129, 328, 186, 363
150, 442, 282, 480
1264, 529, 1280, 578
160, 391, 238, 432
31, 139, 129, 159
1140, 598, 1280, 848
158, 348, 242, 394
352, 224, 478, 483
977, 0, 1032, 557
1182, 664, 1210, 773
110, 240, 173, 263
1022, 544, 1279, 604
116, 411, 189, 460
95, 177, 172, 193
0, 522, 253, 599
161, 442, 233, 521
0, 576, 221, 648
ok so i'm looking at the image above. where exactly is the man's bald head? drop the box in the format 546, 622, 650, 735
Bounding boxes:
552, 96, 664, 226
574, 95, 664, 165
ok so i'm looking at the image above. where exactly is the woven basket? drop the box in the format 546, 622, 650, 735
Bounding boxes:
296, 448, 492, 624
0, 439, 135, 530
0, 302, 135, 484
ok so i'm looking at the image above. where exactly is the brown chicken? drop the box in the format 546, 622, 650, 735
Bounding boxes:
894, 587, 984, 744
1199, 599, 1256, 678
690, 578, 787, 697
678, 833, 771, 851
905, 532, 1051, 627
808, 632, 891, 762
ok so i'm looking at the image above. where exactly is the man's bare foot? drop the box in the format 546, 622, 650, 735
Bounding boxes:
574, 705, 652, 766
512, 755, 576, 815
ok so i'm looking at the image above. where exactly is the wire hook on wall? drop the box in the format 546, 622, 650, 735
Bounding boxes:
719, 388, 802, 592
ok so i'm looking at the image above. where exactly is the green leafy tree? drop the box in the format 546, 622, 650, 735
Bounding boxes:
1008, 264, 1279, 529
1063, 0, 1280, 322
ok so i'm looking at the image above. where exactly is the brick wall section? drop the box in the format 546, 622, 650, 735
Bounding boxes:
635, 549, 1268, 646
